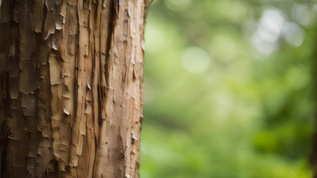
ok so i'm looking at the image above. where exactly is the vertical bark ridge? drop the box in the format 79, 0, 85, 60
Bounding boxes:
37, 43, 54, 178
0, 0, 145, 177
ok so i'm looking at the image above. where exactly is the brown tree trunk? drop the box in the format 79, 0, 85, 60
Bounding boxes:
0, 0, 145, 177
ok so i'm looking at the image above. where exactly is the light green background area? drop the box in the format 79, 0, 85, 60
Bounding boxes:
140, 0, 315, 177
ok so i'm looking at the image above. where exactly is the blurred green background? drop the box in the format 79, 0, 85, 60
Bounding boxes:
140, 0, 317, 177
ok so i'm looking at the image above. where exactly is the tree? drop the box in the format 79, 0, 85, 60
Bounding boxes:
0, 0, 146, 177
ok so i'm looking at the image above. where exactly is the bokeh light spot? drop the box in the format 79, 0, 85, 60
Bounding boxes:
182, 47, 210, 73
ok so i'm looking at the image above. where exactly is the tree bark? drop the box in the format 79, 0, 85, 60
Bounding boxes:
0, 0, 145, 177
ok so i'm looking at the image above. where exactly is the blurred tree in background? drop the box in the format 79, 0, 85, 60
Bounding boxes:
140, 0, 317, 177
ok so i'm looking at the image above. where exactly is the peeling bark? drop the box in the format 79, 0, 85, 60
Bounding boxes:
0, 0, 145, 177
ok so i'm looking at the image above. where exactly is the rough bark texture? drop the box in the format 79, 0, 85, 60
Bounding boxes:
0, 0, 145, 177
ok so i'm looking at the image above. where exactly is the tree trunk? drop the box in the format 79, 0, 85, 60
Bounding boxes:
0, 0, 145, 177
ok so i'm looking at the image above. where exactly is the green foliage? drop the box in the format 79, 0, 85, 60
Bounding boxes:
141, 0, 315, 177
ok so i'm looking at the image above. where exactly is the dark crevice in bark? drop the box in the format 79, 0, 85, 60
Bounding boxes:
105, 0, 118, 87
0, 120, 9, 178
